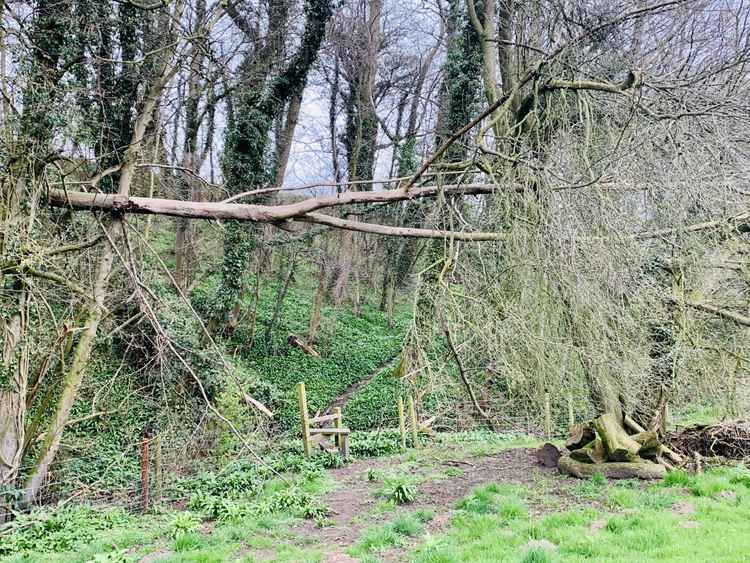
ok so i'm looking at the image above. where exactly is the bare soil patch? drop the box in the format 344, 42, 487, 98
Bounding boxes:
293, 447, 588, 562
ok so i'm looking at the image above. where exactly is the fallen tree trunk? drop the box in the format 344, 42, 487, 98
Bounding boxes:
288, 334, 320, 358
558, 455, 667, 480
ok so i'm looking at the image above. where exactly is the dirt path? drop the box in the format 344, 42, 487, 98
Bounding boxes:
293, 447, 580, 562
321, 354, 400, 415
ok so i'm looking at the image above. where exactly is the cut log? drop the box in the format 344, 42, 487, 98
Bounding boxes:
535, 443, 562, 468
625, 414, 684, 465
288, 334, 320, 358
565, 423, 596, 451
594, 413, 641, 462
558, 455, 667, 480
570, 439, 606, 464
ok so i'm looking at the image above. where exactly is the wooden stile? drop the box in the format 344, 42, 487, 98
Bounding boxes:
297, 381, 350, 458
334, 407, 343, 448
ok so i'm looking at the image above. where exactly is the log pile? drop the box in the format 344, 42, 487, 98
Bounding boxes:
557, 413, 674, 480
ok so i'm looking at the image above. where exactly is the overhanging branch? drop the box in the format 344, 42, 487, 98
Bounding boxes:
298, 212, 505, 241
45, 186, 749, 241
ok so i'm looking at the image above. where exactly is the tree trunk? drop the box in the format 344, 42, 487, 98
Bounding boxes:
274, 90, 303, 188
558, 455, 666, 480
24, 238, 115, 501
0, 289, 27, 516
330, 231, 355, 305
174, 0, 207, 290
22, 1, 185, 500
308, 261, 327, 343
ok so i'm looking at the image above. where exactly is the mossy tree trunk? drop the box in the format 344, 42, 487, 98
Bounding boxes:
0, 0, 76, 513
213, 0, 333, 335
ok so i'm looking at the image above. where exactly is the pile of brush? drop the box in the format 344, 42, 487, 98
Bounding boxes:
668, 420, 750, 462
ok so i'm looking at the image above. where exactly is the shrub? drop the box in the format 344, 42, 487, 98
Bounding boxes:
169, 511, 201, 538
385, 480, 417, 505
350, 430, 403, 457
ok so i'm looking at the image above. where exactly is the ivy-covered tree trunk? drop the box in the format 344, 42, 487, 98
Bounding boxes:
0, 0, 75, 513
212, 0, 333, 335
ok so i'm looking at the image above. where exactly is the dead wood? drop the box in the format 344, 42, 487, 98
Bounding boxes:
565, 423, 596, 451
558, 455, 667, 480
667, 420, 750, 460
594, 413, 641, 462
570, 439, 606, 464
288, 334, 321, 358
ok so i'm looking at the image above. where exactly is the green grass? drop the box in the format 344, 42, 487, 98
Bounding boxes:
7, 433, 750, 563
411, 466, 750, 563
349, 512, 427, 558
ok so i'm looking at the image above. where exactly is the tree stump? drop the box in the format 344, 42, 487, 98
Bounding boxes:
535, 442, 562, 468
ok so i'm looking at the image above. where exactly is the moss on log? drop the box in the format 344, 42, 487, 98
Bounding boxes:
558, 455, 667, 480
570, 438, 606, 464
594, 413, 641, 462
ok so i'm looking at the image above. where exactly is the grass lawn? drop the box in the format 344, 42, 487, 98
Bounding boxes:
410, 467, 750, 563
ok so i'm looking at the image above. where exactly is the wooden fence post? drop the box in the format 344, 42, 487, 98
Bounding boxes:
567, 393, 575, 430
397, 397, 406, 451
661, 401, 669, 434
334, 407, 342, 449
408, 395, 419, 448
544, 393, 552, 439
154, 435, 163, 503
140, 437, 150, 512
297, 382, 312, 457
